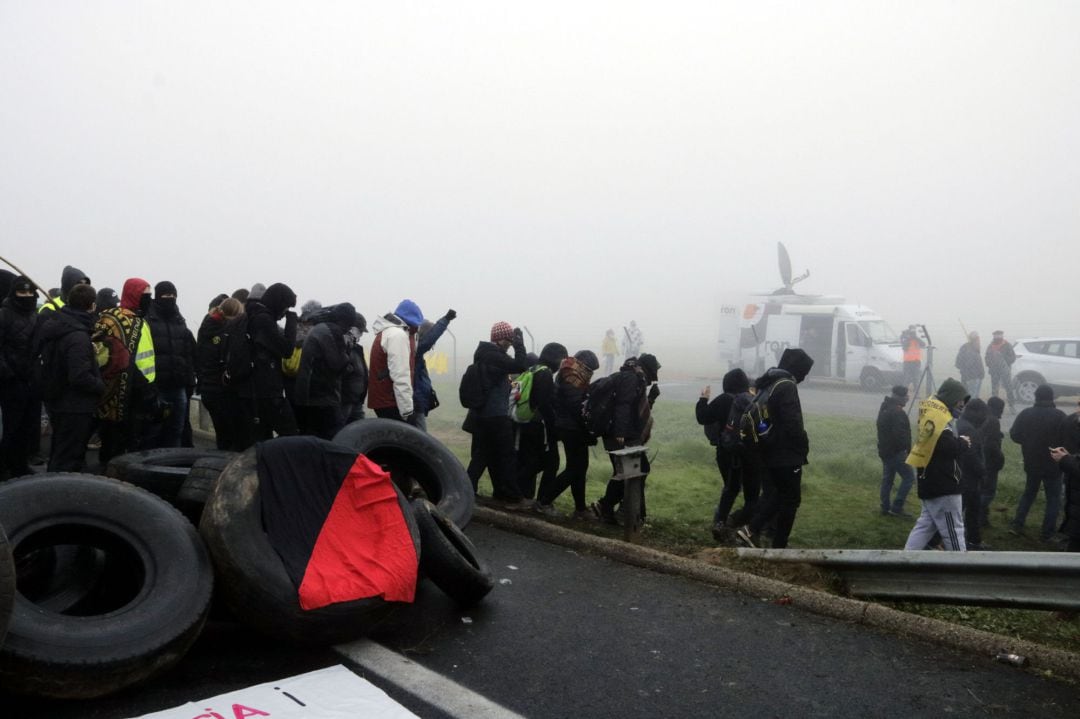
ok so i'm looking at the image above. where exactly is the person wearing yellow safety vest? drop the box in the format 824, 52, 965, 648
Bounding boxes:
94, 277, 157, 465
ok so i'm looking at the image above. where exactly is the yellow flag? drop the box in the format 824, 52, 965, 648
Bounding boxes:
906, 397, 952, 468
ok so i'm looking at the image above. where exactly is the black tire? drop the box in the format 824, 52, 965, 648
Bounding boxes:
332, 418, 474, 528
410, 498, 493, 607
175, 454, 234, 524
0, 522, 13, 650
1013, 373, 1044, 405
105, 447, 236, 502
859, 368, 885, 392
199, 448, 421, 645
14, 545, 107, 615
0, 474, 213, 698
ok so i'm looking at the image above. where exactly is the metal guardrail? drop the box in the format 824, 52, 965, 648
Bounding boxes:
735, 548, 1080, 611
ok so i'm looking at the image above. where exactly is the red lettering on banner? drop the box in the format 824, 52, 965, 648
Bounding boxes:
192, 712, 225, 719
233, 705, 271, 718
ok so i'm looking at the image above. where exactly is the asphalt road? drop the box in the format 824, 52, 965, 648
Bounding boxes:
8, 523, 1077, 718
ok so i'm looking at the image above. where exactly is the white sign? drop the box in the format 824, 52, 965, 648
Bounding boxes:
131, 665, 418, 719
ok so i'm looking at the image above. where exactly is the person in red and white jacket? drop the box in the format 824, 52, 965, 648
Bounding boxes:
367, 299, 423, 423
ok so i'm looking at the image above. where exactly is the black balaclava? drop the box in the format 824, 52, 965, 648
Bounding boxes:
637, 353, 661, 383
138, 293, 152, 316
539, 342, 568, 372
778, 348, 814, 383
153, 281, 179, 317
722, 367, 750, 394
10, 275, 37, 312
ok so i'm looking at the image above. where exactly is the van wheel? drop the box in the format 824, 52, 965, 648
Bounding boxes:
106, 448, 237, 502
332, 419, 474, 528
0, 474, 213, 698
859, 368, 885, 392
1014, 373, 1044, 404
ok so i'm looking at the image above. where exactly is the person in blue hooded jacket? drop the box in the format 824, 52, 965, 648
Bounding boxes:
368, 299, 424, 422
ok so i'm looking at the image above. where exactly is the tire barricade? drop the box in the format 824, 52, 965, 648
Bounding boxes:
0, 422, 491, 700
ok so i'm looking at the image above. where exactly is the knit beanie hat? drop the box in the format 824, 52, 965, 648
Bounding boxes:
574, 349, 600, 371
393, 299, 424, 328
637, 353, 661, 383
96, 287, 120, 311
935, 378, 969, 408
490, 321, 514, 343
1035, 384, 1054, 402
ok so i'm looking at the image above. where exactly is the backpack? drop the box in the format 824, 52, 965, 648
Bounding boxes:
33, 336, 65, 401
739, 378, 795, 447
508, 364, 544, 423
718, 393, 753, 454
581, 375, 618, 438
458, 363, 486, 410
222, 314, 255, 386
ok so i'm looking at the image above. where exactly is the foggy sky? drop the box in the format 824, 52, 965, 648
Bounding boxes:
2, 2, 1077, 375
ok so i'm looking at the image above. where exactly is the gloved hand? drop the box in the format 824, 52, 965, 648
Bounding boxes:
445, 309, 457, 321
648, 384, 661, 404
513, 327, 524, 343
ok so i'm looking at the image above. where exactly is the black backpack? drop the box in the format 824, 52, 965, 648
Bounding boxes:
582, 375, 618, 438
739, 379, 795, 447
458, 363, 486, 410
33, 335, 65, 401
718, 392, 753, 454
222, 314, 255, 386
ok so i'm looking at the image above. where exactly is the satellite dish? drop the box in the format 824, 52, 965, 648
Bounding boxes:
778, 242, 793, 288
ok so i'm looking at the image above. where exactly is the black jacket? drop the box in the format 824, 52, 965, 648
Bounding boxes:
876, 395, 911, 458
1009, 400, 1066, 475
35, 306, 104, 414
553, 358, 592, 435
146, 301, 195, 390
473, 339, 529, 419
0, 294, 39, 385
916, 419, 965, 499
754, 368, 809, 467
957, 404, 988, 493
979, 415, 1005, 473
294, 322, 349, 407
237, 300, 298, 400
603, 366, 649, 442
1063, 413, 1080, 454
195, 311, 227, 395
341, 344, 368, 408
1059, 454, 1080, 539
954, 342, 985, 381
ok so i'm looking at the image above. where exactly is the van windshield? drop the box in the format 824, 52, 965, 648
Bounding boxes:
858, 320, 897, 344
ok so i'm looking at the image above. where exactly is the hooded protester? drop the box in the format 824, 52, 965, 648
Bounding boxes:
516, 341, 568, 506
958, 398, 990, 549
1009, 384, 1066, 542
903, 377, 971, 551
979, 396, 1006, 527
537, 349, 600, 518
0, 275, 41, 478
0, 270, 16, 303
94, 277, 157, 464
734, 348, 813, 549
143, 281, 196, 448
367, 299, 424, 423
340, 312, 368, 424
34, 284, 104, 471
697, 367, 761, 540
294, 302, 357, 440
234, 282, 299, 446
877, 385, 914, 518
1050, 446, 1080, 553
195, 296, 244, 450
592, 353, 662, 525
412, 308, 457, 432
39, 265, 91, 315
469, 321, 531, 509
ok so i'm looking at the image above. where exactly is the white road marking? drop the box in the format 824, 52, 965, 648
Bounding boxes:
335, 639, 527, 719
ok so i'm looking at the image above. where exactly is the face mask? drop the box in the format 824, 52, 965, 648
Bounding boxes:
156, 297, 178, 314
13, 295, 36, 311
139, 294, 152, 315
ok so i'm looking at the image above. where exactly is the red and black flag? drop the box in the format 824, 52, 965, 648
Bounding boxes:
257, 436, 418, 610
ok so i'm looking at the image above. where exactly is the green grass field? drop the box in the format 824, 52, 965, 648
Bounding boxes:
426, 383, 1080, 655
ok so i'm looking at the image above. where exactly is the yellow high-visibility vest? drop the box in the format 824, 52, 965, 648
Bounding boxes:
135, 324, 156, 382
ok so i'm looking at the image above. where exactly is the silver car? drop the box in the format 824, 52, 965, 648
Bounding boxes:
1010, 337, 1080, 403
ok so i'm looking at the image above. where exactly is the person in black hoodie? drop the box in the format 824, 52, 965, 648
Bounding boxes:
471, 321, 531, 509
877, 385, 914, 518
1050, 445, 1080, 552
735, 348, 813, 549
0, 275, 41, 478
515, 342, 567, 506
591, 353, 661, 525
294, 302, 356, 440
195, 296, 243, 450
34, 284, 104, 471
696, 367, 760, 541
340, 313, 369, 424
536, 349, 599, 518
143, 281, 196, 448
979, 396, 1006, 527
957, 399, 989, 549
235, 282, 299, 447
903, 378, 971, 551
1009, 384, 1066, 542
